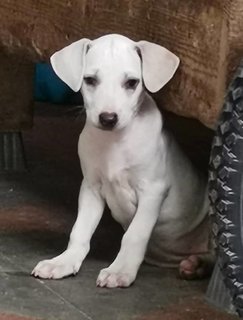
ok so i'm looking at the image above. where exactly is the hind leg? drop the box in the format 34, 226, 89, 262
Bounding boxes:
179, 252, 215, 280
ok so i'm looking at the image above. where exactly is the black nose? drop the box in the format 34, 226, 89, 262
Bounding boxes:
99, 112, 118, 129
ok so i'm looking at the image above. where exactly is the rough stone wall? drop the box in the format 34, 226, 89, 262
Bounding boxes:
0, 0, 242, 128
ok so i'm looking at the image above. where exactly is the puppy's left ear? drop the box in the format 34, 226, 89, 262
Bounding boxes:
136, 41, 180, 93
50, 38, 91, 92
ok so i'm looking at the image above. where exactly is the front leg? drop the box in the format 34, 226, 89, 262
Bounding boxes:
32, 180, 105, 279
97, 182, 168, 288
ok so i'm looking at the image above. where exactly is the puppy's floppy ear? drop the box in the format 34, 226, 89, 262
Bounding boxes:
136, 41, 180, 93
50, 38, 91, 92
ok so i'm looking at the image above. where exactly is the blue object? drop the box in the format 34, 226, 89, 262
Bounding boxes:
34, 63, 82, 104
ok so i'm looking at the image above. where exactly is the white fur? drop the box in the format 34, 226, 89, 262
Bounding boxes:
32, 34, 209, 288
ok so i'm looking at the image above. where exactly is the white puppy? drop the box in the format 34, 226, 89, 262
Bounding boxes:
32, 34, 210, 288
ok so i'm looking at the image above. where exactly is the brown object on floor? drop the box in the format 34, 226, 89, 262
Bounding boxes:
137, 297, 238, 320
0, 1, 243, 128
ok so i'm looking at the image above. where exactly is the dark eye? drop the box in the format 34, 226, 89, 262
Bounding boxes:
124, 78, 139, 90
83, 76, 98, 86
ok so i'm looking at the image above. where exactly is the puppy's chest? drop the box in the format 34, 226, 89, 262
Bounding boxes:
86, 143, 136, 185
100, 155, 137, 201
101, 168, 138, 227
89, 151, 138, 225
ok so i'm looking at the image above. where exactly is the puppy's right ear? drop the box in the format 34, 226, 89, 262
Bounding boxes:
50, 38, 91, 92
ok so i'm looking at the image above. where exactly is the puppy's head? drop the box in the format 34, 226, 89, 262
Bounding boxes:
51, 34, 179, 130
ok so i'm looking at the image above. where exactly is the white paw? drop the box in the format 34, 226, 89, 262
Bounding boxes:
31, 253, 82, 279
96, 268, 135, 288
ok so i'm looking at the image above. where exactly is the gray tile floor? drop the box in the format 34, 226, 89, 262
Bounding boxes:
0, 104, 237, 320
0, 230, 209, 320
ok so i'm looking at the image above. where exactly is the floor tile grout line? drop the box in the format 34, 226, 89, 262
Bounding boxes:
0, 253, 93, 320
36, 279, 94, 320
0, 253, 17, 277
